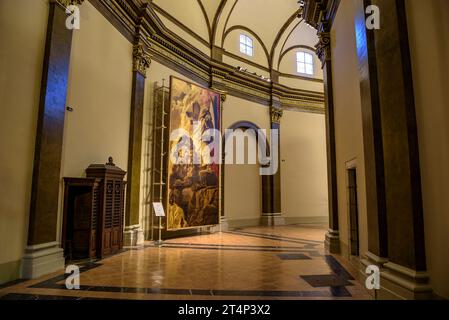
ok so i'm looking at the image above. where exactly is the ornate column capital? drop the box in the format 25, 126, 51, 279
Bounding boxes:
270, 108, 284, 125
133, 42, 151, 77
55, 0, 84, 7
315, 28, 331, 68
220, 93, 227, 103
210, 87, 227, 103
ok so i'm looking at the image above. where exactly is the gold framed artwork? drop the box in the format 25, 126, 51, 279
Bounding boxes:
166, 76, 221, 231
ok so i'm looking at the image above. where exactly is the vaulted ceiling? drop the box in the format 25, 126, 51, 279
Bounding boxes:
151, 0, 319, 72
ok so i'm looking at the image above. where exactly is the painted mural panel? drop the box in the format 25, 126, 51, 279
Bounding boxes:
167, 77, 221, 230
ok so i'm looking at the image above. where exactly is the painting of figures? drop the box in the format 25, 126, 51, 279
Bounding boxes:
166, 77, 221, 230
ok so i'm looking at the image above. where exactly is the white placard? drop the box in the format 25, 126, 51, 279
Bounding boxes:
153, 202, 166, 217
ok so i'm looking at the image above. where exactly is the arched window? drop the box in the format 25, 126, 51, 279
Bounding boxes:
296, 51, 314, 75
240, 34, 253, 57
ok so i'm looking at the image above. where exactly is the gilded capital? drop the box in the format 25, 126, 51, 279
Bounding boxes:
315, 30, 331, 67
220, 93, 227, 103
56, 0, 84, 7
270, 108, 283, 124
210, 87, 227, 103
133, 42, 151, 77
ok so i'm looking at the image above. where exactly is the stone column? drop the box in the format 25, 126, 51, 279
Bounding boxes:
354, 0, 389, 276
261, 105, 285, 226
22, 0, 84, 279
124, 37, 151, 247
316, 23, 340, 253
367, 0, 430, 299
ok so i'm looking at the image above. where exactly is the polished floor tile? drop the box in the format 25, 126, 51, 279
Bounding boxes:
0, 225, 372, 300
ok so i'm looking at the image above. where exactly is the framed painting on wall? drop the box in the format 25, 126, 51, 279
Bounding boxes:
166, 76, 221, 230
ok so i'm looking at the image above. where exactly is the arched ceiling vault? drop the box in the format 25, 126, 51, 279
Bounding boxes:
151, 0, 319, 71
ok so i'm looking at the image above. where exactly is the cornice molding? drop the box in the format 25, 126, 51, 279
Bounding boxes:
303, 0, 340, 29
279, 71, 323, 84
222, 50, 270, 73
303, 0, 340, 68
90, 0, 325, 114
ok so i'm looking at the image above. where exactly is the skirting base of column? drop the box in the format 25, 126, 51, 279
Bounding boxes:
210, 217, 229, 233
123, 225, 144, 247
378, 262, 433, 300
220, 217, 229, 231
260, 214, 285, 226
359, 251, 389, 299
360, 253, 433, 300
21, 242, 65, 279
324, 229, 340, 254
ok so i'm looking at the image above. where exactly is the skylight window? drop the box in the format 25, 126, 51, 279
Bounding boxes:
240, 34, 253, 57
297, 51, 314, 75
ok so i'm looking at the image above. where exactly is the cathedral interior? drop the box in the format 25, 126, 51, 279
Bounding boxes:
0, 0, 448, 303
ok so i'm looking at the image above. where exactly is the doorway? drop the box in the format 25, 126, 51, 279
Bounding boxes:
347, 168, 360, 257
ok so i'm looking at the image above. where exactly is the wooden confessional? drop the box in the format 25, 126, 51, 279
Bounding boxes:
62, 157, 126, 260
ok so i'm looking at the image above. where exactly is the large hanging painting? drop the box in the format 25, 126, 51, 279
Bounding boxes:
166, 76, 221, 230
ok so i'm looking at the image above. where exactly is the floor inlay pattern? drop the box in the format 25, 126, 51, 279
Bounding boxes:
0, 225, 372, 300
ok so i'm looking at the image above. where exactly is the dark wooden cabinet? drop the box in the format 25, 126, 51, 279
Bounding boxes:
62, 157, 126, 260
86, 157, 126, 258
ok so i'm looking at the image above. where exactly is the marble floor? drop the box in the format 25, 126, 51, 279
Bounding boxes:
0, 225, 372, 300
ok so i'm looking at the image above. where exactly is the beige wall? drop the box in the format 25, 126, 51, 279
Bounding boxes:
155, 13, 210, 56
0, 0, 49, 283
60, 1, 133, 236
223, 29, 270, 70
406, 0, 449, 299
278, 76, 324, 92
278, 49, 323, 80
222, 95, 270, 225
281, 111, 328, 223
222, 54, 271, 79
225, 150, 262, 226
153, 0, 210, 44
331, 0, 369, 258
